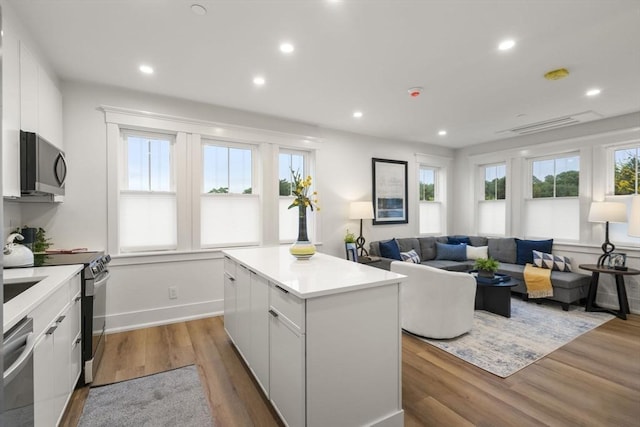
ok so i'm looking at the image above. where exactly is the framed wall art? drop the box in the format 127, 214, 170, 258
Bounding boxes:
372, 158, 408, 225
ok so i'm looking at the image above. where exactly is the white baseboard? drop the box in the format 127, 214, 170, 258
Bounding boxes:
105, 299, 224, 333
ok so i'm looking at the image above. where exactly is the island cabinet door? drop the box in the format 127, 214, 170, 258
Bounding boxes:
223, 271, 238, 341
248, 272, 270, 395
224, 256, 239, 341
235, 264, 252, 357
269, 311, 305, 427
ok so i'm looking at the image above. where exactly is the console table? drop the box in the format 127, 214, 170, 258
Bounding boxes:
579, 264, 639, 320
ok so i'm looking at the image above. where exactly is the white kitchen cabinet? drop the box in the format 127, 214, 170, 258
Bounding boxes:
235, 264, 251, 357
19, 42, 39, 134
223, 257, 238, 341
69, 282, 83, 392
2, 21, 22, 197
223, 247, 405, 427
31, 273, 81, 427
19, 40, 64, 149
248, 272, 269, 394
269, 305, 305, 427
37, 65, 63, 149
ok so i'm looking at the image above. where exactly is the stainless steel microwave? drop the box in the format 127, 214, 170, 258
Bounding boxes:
20, 130, 67, 196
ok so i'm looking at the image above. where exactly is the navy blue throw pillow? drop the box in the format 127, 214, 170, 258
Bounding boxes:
515, 239, 553, 265
435, 242, 468, 261
448, 235, 471, 245
379, 238, 402, 261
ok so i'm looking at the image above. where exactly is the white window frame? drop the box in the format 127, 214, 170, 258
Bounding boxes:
197, 138, 260, 249
118, 129, 179, 253
477, 163, 507, 236
418, 164, 443, 235
524, 152, 581, 241
605, 142, 640, 246
278, 148, 316, 243
104, 106, 322, 257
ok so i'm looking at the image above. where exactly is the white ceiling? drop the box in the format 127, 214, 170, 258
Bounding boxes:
8, 0, 640, 148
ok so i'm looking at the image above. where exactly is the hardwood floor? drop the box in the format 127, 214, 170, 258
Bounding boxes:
61, 313, 640, 427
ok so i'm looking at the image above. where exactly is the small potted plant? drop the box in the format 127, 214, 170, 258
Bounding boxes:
344, 229, 356, 244
474, 257, 499, 278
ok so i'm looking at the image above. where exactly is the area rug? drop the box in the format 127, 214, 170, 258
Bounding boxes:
417, 298, 614, 378
78, 365, 213, 427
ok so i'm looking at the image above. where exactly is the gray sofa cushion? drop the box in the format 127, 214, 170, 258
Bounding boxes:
422, 260, 474, 272
488, 238, 517, 264
418, 237, 437, 260
395, 238, 421, 256
469, 236, 488, 247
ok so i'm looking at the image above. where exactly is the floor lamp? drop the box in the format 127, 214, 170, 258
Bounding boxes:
349, 201, 374, 257
588, 201, 627, 267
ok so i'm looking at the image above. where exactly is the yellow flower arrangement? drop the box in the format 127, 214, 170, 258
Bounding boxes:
288, 169, 320, 213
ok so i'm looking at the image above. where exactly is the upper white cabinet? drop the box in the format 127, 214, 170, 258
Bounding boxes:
3, 35, 64, 197
2, 22, 22, 197
19, 42, 39, 134
20, 41, 63, 149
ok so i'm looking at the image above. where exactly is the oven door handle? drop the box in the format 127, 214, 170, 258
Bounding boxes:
86, 270, 110, 296
94, 271, 110, 290
3, 333, 35, 384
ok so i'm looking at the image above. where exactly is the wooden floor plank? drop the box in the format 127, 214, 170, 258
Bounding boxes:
61, 312, 640, 427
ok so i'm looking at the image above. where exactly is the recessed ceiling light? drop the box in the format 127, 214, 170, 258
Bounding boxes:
353, 111, 363, 118
280, 43, 295, 54
438, 130, 447, 136
586, 88, 601, 97
253, 76, 266, 86
498, 39, 516, 51
191, 4, 207, 15
139, 64, 154, 75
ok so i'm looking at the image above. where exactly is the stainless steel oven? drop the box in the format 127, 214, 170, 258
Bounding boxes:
34, 251, 111, 386
2, 317, 35, 427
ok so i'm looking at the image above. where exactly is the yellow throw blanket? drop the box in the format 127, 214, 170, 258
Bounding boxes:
523, 263, 553, 298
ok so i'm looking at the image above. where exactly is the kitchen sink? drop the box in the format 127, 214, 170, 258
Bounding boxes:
3, 280, 42, 303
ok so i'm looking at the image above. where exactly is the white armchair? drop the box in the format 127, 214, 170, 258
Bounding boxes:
391, 261, 476, 339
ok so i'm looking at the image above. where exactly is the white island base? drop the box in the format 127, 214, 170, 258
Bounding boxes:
223, 246, 405, 427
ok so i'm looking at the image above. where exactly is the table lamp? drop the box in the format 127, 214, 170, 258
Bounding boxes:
588, 201, 627, 267
349, 201, 375, 257
628, 195, 640, 237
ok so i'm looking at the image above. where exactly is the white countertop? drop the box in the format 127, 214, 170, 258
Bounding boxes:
223, 246, 405, 298
3, 264, 83, 332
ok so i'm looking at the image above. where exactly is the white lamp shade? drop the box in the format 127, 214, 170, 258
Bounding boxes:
629, 195, 640, 237
349, 201, 374, 220
588, 202, 627, 223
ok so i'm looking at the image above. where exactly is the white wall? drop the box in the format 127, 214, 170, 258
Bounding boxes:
17, 81, 452, 332
452, 112, 640, 314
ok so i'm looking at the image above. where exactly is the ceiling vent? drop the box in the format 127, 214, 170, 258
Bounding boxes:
497, 111, 603, 136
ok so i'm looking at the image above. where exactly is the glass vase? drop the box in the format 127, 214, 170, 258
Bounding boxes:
290, 205, 316, 260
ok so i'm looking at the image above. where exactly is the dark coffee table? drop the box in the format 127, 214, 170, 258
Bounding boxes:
472, 274, 518, 318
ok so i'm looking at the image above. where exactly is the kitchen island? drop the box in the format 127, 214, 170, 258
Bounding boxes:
223, 246, 406, 427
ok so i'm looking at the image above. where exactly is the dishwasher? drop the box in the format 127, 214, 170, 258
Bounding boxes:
2, 317, 35, 427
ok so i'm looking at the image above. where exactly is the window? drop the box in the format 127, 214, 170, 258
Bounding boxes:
484, 164, 506, 200
614, 146, 639, 195
418, 166, 441, 234
478, 164, 506, 236
532, 155, 579, 198
526, 154, 580, 240
200, 140, 259, 247
119, 131, 177, 252
609, 144, 640, 246
279, 150, 314, 242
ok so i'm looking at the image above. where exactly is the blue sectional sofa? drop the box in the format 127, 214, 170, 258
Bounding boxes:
368, 236, 591, 311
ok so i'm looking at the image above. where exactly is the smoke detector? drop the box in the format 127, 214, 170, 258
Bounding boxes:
544, 68, 569, 81
408, 87, 423, 97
